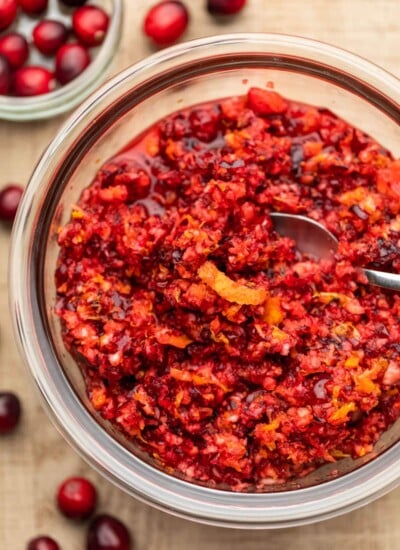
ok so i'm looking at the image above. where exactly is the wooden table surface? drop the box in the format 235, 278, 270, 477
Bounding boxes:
1, 0, 400, 547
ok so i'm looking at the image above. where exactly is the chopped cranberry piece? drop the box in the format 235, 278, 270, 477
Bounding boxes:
87, 515, 131, 550
0, 392, 21, 433
27, 536, 60, 550
143, 1, 189, 45
0, 32, 29, 69
247, 87, 288, 115
55, 43, 90, 85
19, 0, 48, 15
57, 476, 97, 520
0, 0, 18, 31
72, 5, 109, 47
33, 20, 68, 56
0, 183, 23, 221
0, 53, 11, 95
207, 0, 246, 14
13, 66, 55, 96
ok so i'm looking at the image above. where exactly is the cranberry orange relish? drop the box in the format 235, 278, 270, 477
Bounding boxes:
55, 88, 400, 491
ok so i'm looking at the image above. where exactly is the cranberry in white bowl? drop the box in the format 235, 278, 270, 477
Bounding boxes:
0, 0, 122, 120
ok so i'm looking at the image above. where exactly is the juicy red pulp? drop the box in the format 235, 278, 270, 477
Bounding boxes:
55, 87, 400, 490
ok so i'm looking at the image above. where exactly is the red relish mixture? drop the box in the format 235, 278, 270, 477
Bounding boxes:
56, 88, 400, 491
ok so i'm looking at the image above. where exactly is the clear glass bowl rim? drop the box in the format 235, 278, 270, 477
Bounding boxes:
9, 33, 400, 529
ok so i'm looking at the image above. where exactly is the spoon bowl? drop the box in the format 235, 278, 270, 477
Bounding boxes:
270, 212, 400, 291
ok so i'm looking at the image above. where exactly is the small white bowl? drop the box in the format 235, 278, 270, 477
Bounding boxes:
0, 0, 123, 121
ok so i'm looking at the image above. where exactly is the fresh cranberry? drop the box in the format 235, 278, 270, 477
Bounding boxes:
60, 0, 87, 6
143, 1, 189, 45
0, 0, 17, 31
207, 0, 246, 15
19, 0, 48, 15
0, 53, 11, 94
0, 32, 29, 69
0, 184, 23, 221
57, 476, 97, 520
55, 43, 90, 85
27, 536, 60, 550
33, 20, 68, 55
72, 5, 109, 47
0, 392, 21, 433
87, 515, 131, 550
14, 66, 55, 96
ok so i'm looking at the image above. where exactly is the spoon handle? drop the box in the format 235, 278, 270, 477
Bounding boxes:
363, 268, 400, 291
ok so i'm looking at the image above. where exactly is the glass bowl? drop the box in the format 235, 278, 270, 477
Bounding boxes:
0, 0, 123, 121
9, 33, 400, 528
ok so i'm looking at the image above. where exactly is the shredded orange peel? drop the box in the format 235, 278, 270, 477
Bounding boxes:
198, 261, 267, 306
155, 329, 192, 349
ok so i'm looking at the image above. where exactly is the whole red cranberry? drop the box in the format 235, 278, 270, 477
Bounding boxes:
14, 66, 55, 96
207, 0, 246, 15
0, 53, 11, 94
0, 0, 18, 31
57, 476, 97, 520
0, 392, 21, 433
87, 515, 131, 550
27, 536, 60, 550
19, 0, 48, 15
0, 32, 29, 69
60, 0, 87, 6
55, 43, 90, 85
72, 5, 109, 47
33, 20, 68, 55
0, 184, 23, 221
143, 1, 189, 45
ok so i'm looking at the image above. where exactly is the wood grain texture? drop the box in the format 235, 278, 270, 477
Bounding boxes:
0, 0, 399, 547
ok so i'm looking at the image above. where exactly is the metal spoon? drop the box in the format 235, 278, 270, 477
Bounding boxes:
270, 212, 400, 291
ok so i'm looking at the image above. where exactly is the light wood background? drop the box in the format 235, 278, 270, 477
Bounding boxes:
1, 0, 400, 548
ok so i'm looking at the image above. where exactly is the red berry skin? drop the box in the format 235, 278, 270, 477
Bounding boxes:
27, 536, 60, 550
0, 32, 29, 69
87, 515, 131, 550
33, 20, 68, 56
143, 1, 189, 46
0, 392, 21, 433
72, 5, 109, 47
55, 43, 90, 85
0, 0, 18, 31
13, 66, 55, 96
0, 184, 23, 221
207, 0, 246, 15
57, 477, 97, 520
0, 53, 11, 94
19, 0, 48, 15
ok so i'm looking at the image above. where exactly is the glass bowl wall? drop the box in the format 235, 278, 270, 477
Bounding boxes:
10, 34, 400, 528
